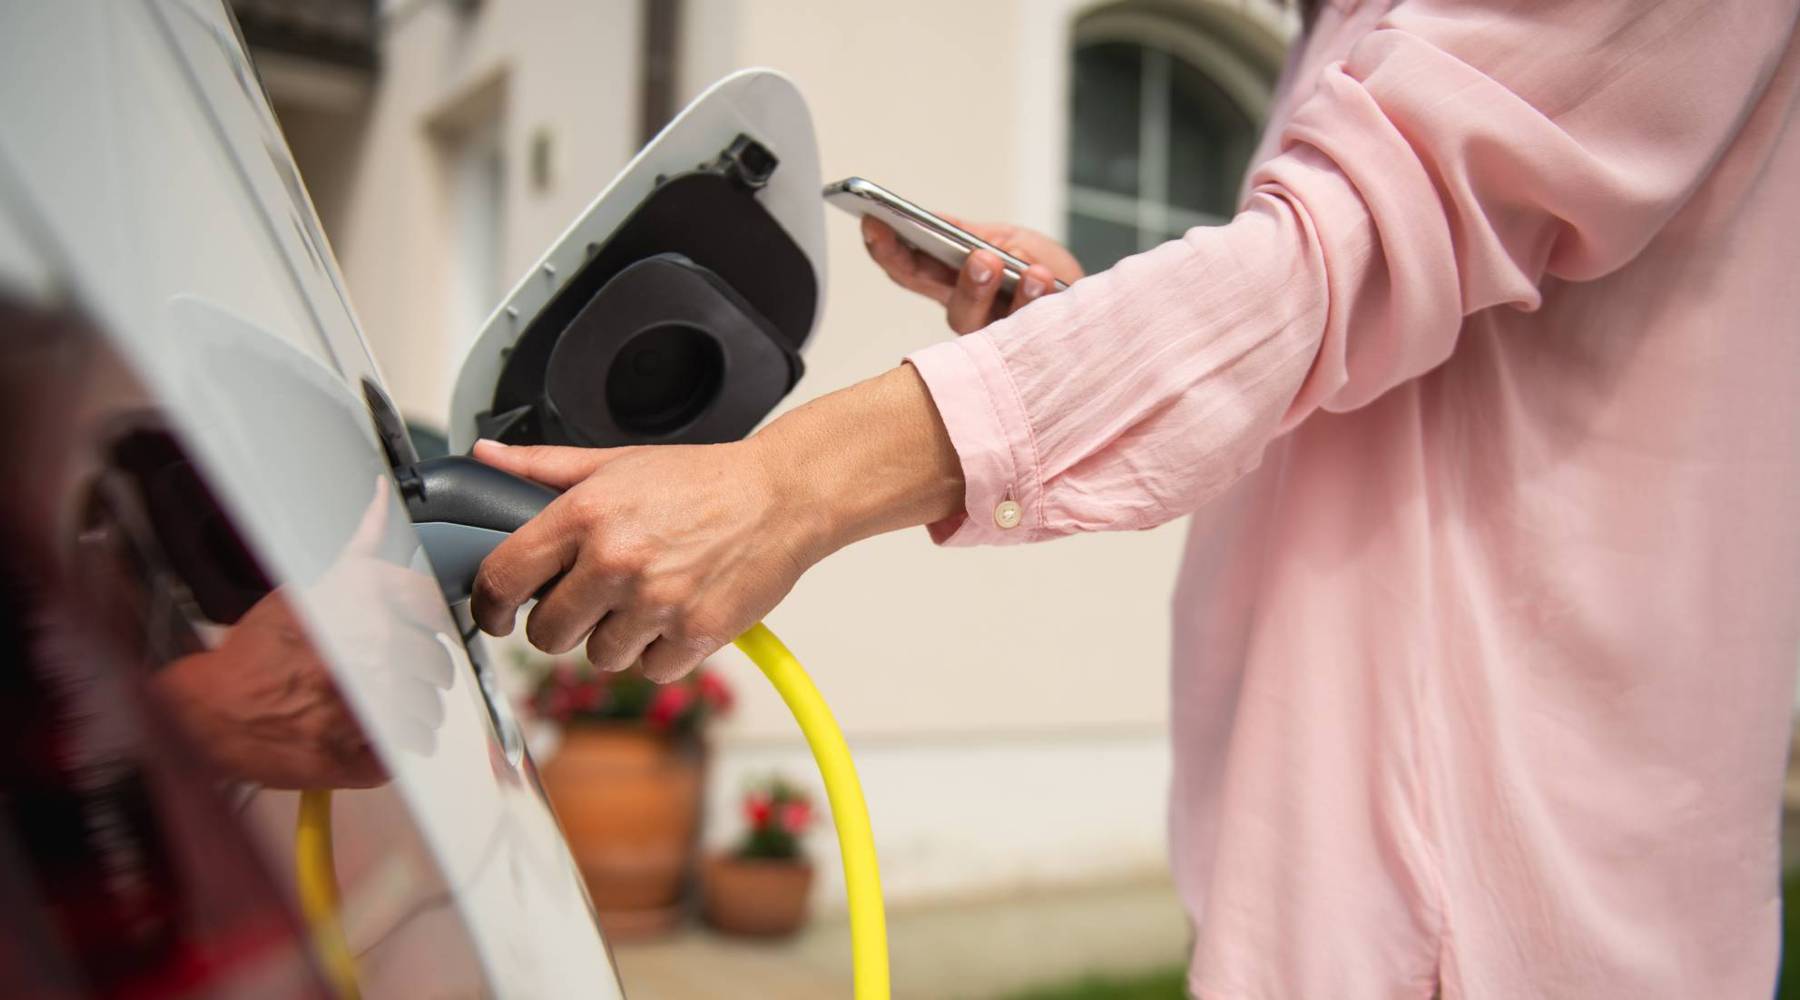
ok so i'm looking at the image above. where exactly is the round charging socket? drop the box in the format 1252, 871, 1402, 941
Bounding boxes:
604, 323, 725, 436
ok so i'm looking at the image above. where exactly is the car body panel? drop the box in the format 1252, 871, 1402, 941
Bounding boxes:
0, 1, 629, 995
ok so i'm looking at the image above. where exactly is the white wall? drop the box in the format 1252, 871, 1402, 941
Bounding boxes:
309, 0, 643, 424
701, 719, 1173, 909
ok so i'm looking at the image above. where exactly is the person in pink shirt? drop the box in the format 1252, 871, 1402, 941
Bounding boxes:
471, 0, 1800, 994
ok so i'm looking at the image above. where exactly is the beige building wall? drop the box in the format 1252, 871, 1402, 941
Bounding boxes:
275, 0, 1293, 907
286, 0, 644, 423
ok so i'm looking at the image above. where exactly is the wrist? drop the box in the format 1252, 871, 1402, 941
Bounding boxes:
740, 433, 841, 566
749, 365, 964, 557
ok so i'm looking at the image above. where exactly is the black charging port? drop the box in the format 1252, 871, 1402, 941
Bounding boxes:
605, 322, 726, 435
477, 134, 815, 450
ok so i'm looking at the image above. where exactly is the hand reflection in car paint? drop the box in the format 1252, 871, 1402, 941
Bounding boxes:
151, 295, 468, 784
2, 295, 489, 993
145, 476, 455, 788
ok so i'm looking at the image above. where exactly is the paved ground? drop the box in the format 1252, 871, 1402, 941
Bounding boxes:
610, 877, 1189, 1000
613, 752, 1800, 998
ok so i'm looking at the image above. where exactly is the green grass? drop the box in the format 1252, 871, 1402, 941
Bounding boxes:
1784, 870, 1800, 1000
996, 966, 1188, 1000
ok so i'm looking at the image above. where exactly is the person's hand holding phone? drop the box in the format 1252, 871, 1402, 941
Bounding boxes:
861, 215, 1085, 334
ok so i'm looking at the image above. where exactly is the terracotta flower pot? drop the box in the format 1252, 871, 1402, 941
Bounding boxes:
701, 854, 814, 937
540, 725, 704, 938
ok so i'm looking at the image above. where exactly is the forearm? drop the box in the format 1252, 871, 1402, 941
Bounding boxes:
750, 364, 963, 557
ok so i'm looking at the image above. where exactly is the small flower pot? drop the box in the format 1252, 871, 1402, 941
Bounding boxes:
540, 726, 705, 939
701, 853, 814, 937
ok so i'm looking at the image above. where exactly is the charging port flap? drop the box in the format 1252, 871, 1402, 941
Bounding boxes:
446, 70, 826, 454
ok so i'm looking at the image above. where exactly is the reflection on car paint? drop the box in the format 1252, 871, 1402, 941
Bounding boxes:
0, 297, 485, 996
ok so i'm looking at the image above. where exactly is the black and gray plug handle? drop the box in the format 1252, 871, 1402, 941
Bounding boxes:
400, 456, 556, 603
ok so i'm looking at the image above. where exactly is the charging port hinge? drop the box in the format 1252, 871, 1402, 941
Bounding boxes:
709, 134, 778, 192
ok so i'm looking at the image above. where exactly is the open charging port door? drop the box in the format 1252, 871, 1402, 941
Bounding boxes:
408, 69, 825, 608
445, 69, 827, 454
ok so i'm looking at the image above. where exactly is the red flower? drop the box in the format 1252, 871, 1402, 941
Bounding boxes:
540, 686, 575, 724
571, 676, 604, 711
697, 671, 734, 715
645, 682, 695, 730
778, 799, 812, 836
744, 792, 773, 829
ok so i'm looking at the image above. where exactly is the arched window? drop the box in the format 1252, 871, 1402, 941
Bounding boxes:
1066, 4, 1288, 272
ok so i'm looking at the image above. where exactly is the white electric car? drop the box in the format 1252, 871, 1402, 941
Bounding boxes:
0, 2, 826, 996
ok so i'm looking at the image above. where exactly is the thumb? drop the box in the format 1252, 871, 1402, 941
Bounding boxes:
472, 439, 625, 490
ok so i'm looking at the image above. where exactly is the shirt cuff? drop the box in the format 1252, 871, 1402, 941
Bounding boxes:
905, 332, 1043, 546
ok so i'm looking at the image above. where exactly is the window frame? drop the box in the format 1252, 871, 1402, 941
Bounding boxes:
1066, 3, 1290, 263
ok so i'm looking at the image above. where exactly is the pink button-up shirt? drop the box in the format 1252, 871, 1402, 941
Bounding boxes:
906, 1, 1800, 995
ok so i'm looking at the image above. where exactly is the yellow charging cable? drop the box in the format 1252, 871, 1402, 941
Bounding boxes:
734, 622, 890, 1000
294, 622, 890, 1000
296, 789, 361, 999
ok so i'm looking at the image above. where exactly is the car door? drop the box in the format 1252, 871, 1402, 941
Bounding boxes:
0, 2, 620, 996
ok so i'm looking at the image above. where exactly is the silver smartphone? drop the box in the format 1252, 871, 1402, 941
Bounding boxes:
824, 177, 1068, 297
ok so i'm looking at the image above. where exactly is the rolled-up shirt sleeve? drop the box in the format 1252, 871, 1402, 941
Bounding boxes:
905, 0, 1798, 546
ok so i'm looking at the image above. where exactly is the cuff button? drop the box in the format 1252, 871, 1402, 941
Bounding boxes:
994, 499, 1023, 530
